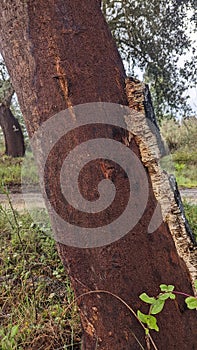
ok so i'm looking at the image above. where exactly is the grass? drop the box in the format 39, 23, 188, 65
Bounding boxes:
0, 196, 196, 350
0, 142, 39, 192
0, 202, 81, 350
0, 154, 23, 189
160, 153, 197, 188
0, 152, 39, 192
183, 201, 197, 241
172, 151, 197, 188
160, 118, 197, 189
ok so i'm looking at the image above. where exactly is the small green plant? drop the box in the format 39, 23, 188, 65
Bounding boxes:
138, 282, 197, 336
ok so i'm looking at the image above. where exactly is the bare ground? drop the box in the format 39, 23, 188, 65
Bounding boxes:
0, 188, 196, 212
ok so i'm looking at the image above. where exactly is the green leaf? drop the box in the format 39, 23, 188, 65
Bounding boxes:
139, 293, 156, 304
160, 284, 174, 292
137, 311, 159, 332
158, 293, 171, 301
160, 284, 168, 292
169, 293, 176, 300
147, 315, 159, 332
194, 280, 197, 291
185, 297, 197, 310
137, 310, 148, 324
159, 292, 175, 300
151, 299, 165, 315
167, 285, 175, 292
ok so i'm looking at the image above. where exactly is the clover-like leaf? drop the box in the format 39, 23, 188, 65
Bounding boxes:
185, 296, 197, 310
169, 292, 176, 300
160, 284, 168, 292
160, 284, 174, 292
167, 285, 175, 292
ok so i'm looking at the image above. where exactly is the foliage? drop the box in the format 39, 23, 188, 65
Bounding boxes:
138, 283, 197, 335
160, 116, 197, 152
0, 58, 13, 105
102, 0, 197, 119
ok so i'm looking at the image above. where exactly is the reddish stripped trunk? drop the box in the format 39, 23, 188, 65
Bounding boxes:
0, 1, 196, 349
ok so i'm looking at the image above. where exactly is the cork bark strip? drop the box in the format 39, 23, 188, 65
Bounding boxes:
125, 77, 197, 287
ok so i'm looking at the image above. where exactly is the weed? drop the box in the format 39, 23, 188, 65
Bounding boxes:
138, 282, 197, 338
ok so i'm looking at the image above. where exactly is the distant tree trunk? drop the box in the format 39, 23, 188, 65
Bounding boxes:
0, 1, 196, 349
0, 104, 25, 157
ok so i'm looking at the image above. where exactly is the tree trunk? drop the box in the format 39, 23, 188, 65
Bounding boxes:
0, 1, 196, 349
0, 104, 25, 157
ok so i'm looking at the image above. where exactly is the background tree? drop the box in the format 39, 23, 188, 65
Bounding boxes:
0, 60, 25, 157
0, 1, 196, 349
102, 0, 197, 120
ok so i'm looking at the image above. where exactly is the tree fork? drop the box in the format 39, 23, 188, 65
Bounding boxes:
0, 1, 196, 349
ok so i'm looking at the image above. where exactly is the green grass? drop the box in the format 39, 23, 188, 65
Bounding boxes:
183, 201, 197, 242
160, 154, 197, 188
0, 151, 39, 192
0, 203, 81, 350
0, 154, 23, 188
160, 117, 197, 188
172, 151, 197, 188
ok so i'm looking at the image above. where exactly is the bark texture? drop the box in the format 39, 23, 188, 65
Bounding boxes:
0, 1, 196, 349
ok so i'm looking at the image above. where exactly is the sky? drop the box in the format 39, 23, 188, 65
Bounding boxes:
187, 87, 197, 112
183, 10, 197, 113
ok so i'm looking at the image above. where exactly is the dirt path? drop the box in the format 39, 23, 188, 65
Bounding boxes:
0, 192, 45, 212
0, 188, 196, 212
